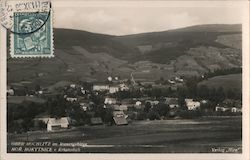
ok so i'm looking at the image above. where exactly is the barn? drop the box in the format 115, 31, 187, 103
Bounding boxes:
47, 117, 70, 131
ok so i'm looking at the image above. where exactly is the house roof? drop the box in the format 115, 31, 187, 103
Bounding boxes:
186, 101, 200, 105
145, 100, 159, 104
113, 105, 128, 111
105, 97, 116, 100
48, 117, 69, 125
216, 105, 231, 109
104, 98, 117, 104
166, 98, 178, 105
90, 117, 103, 125
113, 111, 125, 116
185, 99, 193, 103
113, 116, 128, 125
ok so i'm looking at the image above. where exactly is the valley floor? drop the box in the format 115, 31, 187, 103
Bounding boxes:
7, 116, 242, 153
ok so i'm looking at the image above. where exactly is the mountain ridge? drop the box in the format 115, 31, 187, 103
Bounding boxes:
55, 23, 241, 37
8, 24, 242, 86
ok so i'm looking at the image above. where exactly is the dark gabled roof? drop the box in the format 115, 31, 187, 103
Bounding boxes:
113, 116, 128, 125
113, 111, 125, 116
168, 98, 178, 105
90, 117, 103, 125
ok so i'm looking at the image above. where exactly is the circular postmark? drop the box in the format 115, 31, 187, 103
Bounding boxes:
0, 0, 51, 34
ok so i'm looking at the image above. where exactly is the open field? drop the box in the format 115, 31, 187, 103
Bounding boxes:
7, 96, 47, 104
8, 116, 242, 153
198, 74, 242, 91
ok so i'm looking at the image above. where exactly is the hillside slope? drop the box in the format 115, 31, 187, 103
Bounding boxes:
113, 24, 241, 64
7, 24, 242, 86
198, 74, 242, 92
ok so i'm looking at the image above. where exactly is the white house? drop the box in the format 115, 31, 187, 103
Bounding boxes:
201, 100, 208, 104
135, 101, 142, 106
104, 97, 117, 104
7, 88, 14, 96
215, 106, 242, 113
109, 86, 119, 94
81, 89, 87, 94
119, 83, 129, 91
231, 107, 236, 113
70, 84, 76, 88
175, 77, 184, 82
168, 80, 175, 84
93, 85, 109, 91
66, 97, 77, 102
231, 107, 242, 113
146, 100, 159, 106
215, 106, 230, 112
47, 117, 70, 131
80, 103, 89, 111
81, 106, 88, 111
185, 99, 200, 110
115, 77, 119, 81
107, 76, 113, 82
38, 90, 43, 94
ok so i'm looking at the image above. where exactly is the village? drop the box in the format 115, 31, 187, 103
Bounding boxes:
7, 74, 242, 133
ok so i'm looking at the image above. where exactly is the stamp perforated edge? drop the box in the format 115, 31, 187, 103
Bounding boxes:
10, 10, 54, 58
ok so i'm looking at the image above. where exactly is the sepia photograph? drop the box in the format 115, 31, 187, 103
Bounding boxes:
1, 0, 249, 159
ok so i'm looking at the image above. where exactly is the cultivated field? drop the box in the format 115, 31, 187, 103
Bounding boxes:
8, 116, 242, 153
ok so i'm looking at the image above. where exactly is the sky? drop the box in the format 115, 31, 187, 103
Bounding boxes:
53, 2, 245, 35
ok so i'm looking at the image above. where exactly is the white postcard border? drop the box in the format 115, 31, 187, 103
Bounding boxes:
1, 1, 249, 160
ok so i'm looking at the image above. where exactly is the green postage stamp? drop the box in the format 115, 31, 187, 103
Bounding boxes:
9, 7, 53, 58
11, 12, 53, 57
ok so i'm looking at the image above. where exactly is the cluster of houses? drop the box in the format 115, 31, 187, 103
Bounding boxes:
215, 99, 242, 113
164, 97, 202, 110
10, 94, 242, 133
92, 76, 129, 94
7, 76, 242, 132
168, 77, 184, 84
93, 83, 129, 94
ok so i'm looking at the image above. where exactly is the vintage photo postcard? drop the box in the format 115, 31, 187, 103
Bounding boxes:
0, 0, 249, 160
